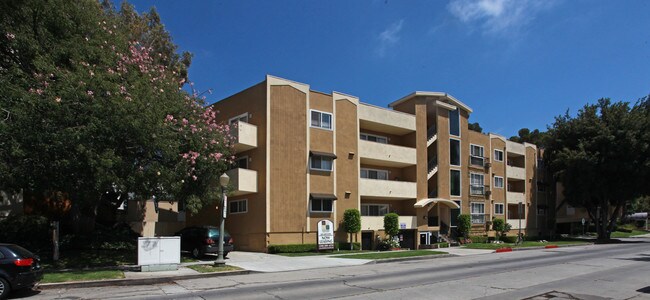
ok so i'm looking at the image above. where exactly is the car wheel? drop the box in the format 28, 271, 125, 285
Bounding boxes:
191, 247, 203, 258
0, 277, 10, 300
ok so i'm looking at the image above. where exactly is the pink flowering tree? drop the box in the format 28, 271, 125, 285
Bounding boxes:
0, 0, 234, 230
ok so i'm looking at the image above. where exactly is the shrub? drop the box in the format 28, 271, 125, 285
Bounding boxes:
267, 242, 361, 253
469, 235, 488, 243
492, 218, 511, 240
377, 239, 399, 251
343, 209, 361, 250
501, 236, 518, 243
0, 215, 50, 251
384, 213, 399, 239
457, 214, 471, 238
60, 223, 139, 251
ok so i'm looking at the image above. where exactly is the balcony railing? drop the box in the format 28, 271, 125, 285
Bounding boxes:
470, 155, 485, 167
359, 178, 417, 199
470, 185, 490, 196
358, 140, 417, 167
225, 168, 258, 196
471, 214, 485, 224
231, 121, 258, 152
362, 215, 417, 230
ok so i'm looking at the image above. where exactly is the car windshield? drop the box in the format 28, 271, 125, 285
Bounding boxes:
6, 245, 34, 258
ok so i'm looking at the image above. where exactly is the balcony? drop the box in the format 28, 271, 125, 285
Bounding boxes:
507, 191, 525, 204
470, 185, 490, 197
225, 168, 258, 196
361, 215, 417, 231
359, 140, 417, 167
359, 178, 417, 199
506, 165, 526, 180
358, 103, 416, 135
231, 121, 257, 152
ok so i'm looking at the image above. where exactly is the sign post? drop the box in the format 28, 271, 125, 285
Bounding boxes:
581, 218, 586, 236
317, 220, 334, 251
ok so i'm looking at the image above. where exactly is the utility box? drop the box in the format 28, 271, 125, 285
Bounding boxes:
137, 236, 180, 272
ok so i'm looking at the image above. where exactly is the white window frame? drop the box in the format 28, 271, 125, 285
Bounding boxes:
310, 109, 333, 130
449, 108, 460, 137
360, 168, 389, 180
310, 198, 333, 213
470, 202, 485, 224
360, 133, 388, 144
494, 203, 504, 215
229, 112, 249, 125
494, 176, 504, 188
494, 149, 504, 162
361, 203, 389, 216
229, 199, 248, 214
450, 169, 461, 197
470, 144, 485, 166
470, 173, 485, 195
310, 155, 333, 172
450, 138, 461, 167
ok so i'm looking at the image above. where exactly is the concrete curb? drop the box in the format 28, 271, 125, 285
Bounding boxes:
37, 269, 253, 290
509, 243, 593, 252
365, 253, 456, 264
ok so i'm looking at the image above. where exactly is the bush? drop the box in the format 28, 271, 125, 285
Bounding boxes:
60, 223, 139, 251
501, 236, 518, 243
457, 214, 472, 238
0, 215, 50, 251
469, 235, 488, 243
377, 239, 399, 251
267, 242, 361, 253
384, 213, 399, 238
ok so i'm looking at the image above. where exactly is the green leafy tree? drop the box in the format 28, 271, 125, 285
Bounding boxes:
468, 122, 483, 133
0, 0, 234, 231
383, 213, 399, 241
509, 128, 548, 147
491, 218, 511, 241
457, 214, 471, 239
343, 209, 361, 250
545, 98, 649, 240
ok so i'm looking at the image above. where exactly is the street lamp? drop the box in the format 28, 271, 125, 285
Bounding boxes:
214, 172, 230, 266
517, 202, 523, 245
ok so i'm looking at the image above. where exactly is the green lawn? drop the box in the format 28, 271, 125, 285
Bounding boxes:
42, 270, 124, 283
337, 250, 446, 260
611, 230, 648, 238
463, 241, 591, 250
187, 264, 242, 273
276, 250, 367, 257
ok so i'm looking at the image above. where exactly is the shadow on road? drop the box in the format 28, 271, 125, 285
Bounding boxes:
8, 288, 41, 299
618, 253, 650, 262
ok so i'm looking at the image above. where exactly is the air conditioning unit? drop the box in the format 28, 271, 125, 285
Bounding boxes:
484, 162, 492, 168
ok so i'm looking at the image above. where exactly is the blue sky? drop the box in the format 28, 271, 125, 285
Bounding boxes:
128, 0, 649, 138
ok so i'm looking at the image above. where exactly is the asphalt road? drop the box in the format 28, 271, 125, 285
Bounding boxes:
23, 239, 650, 300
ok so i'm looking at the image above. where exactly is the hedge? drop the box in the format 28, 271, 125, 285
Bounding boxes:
469, 235, 488, 243
267, 242, 361, 253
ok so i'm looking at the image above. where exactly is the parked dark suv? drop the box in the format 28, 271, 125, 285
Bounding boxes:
0, 244, 43, 299
175, 226, 234, 258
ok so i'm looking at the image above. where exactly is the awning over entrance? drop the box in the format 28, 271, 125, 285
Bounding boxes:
414, 198, 460, 209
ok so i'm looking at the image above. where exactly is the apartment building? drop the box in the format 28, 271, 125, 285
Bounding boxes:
187, 75, 545, 252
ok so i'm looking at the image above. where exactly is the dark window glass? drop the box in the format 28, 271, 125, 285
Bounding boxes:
449, 109, 460, 136
450, 139, 460, 166
450, 169, 461, 196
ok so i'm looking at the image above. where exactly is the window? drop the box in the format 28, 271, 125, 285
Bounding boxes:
361, 204, 389, 216
494, 203, 504, 215
449, 108, 460, 136
311, 199, 333, 212
494, 149, 504, 162
310, 156, 333, 171
450, 201, 461, 226
470, 173, 485, 195
508, 203, 525, 219
360, 133, 387, 144
235, 156, 248, 169
229, 113, 249, 125
494, 176, 504, 188
229, 199, 247, 214
361, 168, 388, 180
450, 139, 461, 166
450, 169, 461, 196
537, 206, 547, 216
470, 145, 484, 166
310, 110, 332, 130
471, 202, 485, 224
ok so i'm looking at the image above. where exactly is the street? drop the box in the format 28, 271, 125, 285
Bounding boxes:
26, 240, 650, 300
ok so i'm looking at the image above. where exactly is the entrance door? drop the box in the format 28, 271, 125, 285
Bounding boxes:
399, 230, 415, 250
362, 232, 373, 250
419, 232, 431, 245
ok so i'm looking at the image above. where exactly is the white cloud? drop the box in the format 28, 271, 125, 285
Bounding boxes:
376, 19, 404, 57
447, 0, 556, 36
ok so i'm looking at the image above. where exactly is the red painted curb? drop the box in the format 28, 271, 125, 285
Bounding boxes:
495, 247, 513, 253
545, 245, 559, 249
